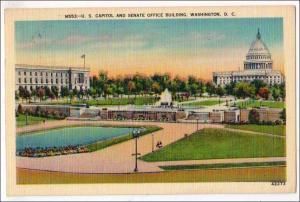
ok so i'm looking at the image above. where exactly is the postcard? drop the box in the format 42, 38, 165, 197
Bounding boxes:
4, 5, 297, 196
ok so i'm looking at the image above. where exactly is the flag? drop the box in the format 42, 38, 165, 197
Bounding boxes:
81, 54, 85, 58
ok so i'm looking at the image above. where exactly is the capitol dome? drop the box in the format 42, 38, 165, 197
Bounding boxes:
244, 29, 273, 71
247, 30, 271, 57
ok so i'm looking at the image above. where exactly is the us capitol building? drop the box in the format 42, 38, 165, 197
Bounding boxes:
15, 64, 90, 92
213, 29, 284, 86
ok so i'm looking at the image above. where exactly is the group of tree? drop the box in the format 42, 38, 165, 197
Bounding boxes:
89, 71, 206, 100
16, 85, 85, 102
222, 80, 285, 101
15, 71, 286, 102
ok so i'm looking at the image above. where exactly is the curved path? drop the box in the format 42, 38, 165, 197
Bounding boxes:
16, 120, 223, 173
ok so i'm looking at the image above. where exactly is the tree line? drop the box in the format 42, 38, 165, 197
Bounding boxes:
15, 71, 286, 102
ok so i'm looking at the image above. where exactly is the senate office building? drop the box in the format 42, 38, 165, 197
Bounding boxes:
15, 64, 90, 92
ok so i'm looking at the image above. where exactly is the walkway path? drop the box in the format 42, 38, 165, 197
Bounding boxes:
16, 120, 223, 173
150, 157, 286, 167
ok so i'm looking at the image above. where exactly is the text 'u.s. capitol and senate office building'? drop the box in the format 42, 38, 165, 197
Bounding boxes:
213, 30, 284, 86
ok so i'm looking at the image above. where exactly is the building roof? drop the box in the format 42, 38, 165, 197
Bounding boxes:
246, 29, 271, 57
213, 70, 283, 76
15, 64, 90, 71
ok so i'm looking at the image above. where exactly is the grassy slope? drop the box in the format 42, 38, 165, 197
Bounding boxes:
160, 161, 286, 171
235, 100, 285, 109
17, 167, 286, 184
225, 124, 286, 136
181, 99, 223, 107
141, 128, 285, 162
16, 114, 55, 127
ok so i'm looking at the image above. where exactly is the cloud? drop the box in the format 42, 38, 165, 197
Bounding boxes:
89, 33, 149, 50
17, 32, 150, 51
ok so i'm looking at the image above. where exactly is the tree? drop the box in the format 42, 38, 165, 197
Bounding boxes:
60, 86, 70, 98
258, 87, 270, 100
116, 86, 124, 98
106, 84, 115, 98
15, 91, 19, 100
37, 87, 45, 101
18, 86, 26, 102
72, 88, 78, 100
127, 81, 136, 98
206, 82, 216, 97
234, 82, 255, 99
248, 109, 260, 124
89, 87, 97, 98
271, 86, 281, 100
49, 91, 55, 101
279, 82, 285, 101
151, 82, 161, 98
51, 86, 59, 99
78, 87, 84, 99
31, 89, 37, 101
44, 86, 51, 98
216, 85, 225, 97
23, 88, 31, 102
187, 76, 199, 98
97, 71, 108, 98
224, 82, 236, 96
251, 79, 267, 95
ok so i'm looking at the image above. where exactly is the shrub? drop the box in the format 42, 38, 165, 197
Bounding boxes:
248, 109, 260, 124
17, 104, 24, 114
280, 108, 286, 123
35, 106, 42, 116
44, 110, 49, 118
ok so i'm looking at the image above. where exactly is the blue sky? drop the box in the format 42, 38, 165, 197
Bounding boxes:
15, 18, 283, 78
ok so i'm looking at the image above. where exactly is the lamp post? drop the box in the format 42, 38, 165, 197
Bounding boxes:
152, 133, 154, 152
132, 129, 141, 172
25, 112, 28, 125
272, 122, 275, 155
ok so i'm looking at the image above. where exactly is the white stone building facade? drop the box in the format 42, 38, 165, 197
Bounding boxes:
213, 30, 284, 86
15, 64, 90, 92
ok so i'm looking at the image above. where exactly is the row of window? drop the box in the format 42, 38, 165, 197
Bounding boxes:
219, 79, 282, 85
19, 85, 86, 91
244, 63, 272, 69
246, 55, 271, 60
18, 78, 68, 84
18, 71, 69, 77
220, 76, 280, 80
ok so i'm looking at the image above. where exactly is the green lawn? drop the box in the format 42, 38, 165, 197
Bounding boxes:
140, 128, 285, 162
40, 96, 157, 106
226, 124, 286, 136
87, 126, 161, 152
234, 100, 285, 109
16, 114, 55, 127
160, 161, 286, 171
181, 99, 224, 107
